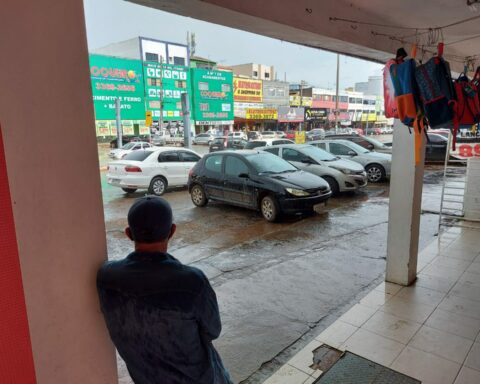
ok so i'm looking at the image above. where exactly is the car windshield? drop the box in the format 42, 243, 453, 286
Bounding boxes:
123, 150, 153, 161
246, 152, 297, 174
122, 142, 136, 150
245, 141, 267, 149
342, 141, 370, 154
298, 146, 336, 161
364, 136, 386, 148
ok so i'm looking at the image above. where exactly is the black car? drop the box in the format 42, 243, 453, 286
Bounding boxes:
188, 150, 331, 221
209, 137, 248, 152
384, 133, 448, 162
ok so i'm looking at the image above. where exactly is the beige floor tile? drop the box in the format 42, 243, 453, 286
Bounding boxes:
441, 247, 480, 262
415, 273, 458, 293
465, 342, 480, 371
374, 281, 403, 295
359, 290, 394, 309
422, 263, 466, 281
395, 285, 446, 306
429, 256, 472, 271
287, 340, 322, 375
409, 325, 473, 364
438, 295, 480, 320
338, 303, 377, 327
380, 296, 436, 323
425, 308, 480, 340
362, 311, 422, 344
454, 366, 480, 384
341, 328, 405, 366
391, 346, 461, 384
263, 364, 310, 384
458, 272, 480, 288
315, 320, 358, 348
451, 282, 480, 303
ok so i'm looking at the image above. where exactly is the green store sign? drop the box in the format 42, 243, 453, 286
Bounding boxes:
89, 54, 146, 120
143, 62, 190, 121
191, 68, 234, 125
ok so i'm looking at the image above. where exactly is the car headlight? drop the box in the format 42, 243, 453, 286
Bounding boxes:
330, 166, 353, 175
286, 188, 310, 197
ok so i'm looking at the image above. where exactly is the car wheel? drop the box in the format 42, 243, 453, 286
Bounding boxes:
207, 140, 212, 145
365, 164, 385, 183
260, 195, 279, 222
149, 176, 167, 196
121, 188, 137, 193
323, 176, 339, 196
191, 184, 208, 207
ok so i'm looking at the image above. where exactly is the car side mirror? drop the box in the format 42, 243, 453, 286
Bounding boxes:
238, 173, 249, 179
348, 151, 357, 156
367, 144, 374, 150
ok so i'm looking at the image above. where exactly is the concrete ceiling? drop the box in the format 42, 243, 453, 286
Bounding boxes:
129, 0, 480, 73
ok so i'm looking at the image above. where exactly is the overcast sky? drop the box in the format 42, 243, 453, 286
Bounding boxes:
83, 0, 383, 90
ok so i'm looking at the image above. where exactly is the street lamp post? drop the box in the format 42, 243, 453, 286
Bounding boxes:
334, 54, 340, 134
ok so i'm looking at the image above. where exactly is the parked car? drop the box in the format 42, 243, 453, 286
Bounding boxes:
209, 137, 248, 152
244, 138, 294, 149
188, 150, 331, 221
260, 144, 367, 195
193, 133, 215, 145
325, 134, 392, 154
247, 131, 262, 140
285, 130, 297, 139
309, 139, 392, 183
109, 136, 149, 149
228, 131, 247, 141
151, 133, 167, 146
106, 147, 202, 195
306, 128, 326, 141
108, 141, 154, 160
425, 133, 448, 162
276, 131, 287, 138
260, 131, 277, 139
428, 128, 450, 139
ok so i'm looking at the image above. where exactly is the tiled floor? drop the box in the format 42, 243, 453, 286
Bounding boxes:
263, 226, 480, 384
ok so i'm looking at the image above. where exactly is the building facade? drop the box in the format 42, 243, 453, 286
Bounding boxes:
230, 63, 275, 81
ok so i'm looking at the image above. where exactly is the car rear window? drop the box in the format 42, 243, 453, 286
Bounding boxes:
123, 151, 153, 161
245, 141, 266, 149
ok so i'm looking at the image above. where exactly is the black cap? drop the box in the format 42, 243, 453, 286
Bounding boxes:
127, 196, 173, 243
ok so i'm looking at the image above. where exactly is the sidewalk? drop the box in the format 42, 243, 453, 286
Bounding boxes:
263, 224, 480, 384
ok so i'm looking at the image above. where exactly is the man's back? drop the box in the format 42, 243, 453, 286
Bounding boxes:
97, 251, 231, 384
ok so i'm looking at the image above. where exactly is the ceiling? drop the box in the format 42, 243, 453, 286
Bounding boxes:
129, 0, 480, 73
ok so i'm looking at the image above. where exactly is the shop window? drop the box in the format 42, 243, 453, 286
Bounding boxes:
145, 52, 159, 62
253, 71, 258, 77
265, 73, 270, 78
173, 56, 185, 66
198, 82, 209, 91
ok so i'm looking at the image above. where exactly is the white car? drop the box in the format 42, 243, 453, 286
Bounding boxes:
260, 131, 277, 139
193, 133, 214, 145
310, 139, 392, 183
109, 141, 154, 160
106, 147, 202, 195
228, 131, 247, 141
244, 138, 294, 149
260, 144, 367, 195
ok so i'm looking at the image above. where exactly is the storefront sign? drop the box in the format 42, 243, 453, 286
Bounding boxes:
305, 108, 327, 121
122, 120, 134, 135
143, 62, 190, 122
361, 113, 377, 122
95, 121, 110, 136
234, 102, 263, 118
89, 54, 146, 121
290, 95, 312, 107
191, 68, 234, 123
196, 120, 234, 126
450, 141, 480, 159
278, 107, 305, 122
295, 132, 306, 144
233, 78, 263, 102
245, 108, 277, 120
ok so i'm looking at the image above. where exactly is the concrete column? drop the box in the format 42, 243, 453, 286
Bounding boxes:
0, 0, 117, 382
386, 123, 426, 285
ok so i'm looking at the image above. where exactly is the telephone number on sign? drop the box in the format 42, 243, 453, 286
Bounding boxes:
95, 83, 136, 92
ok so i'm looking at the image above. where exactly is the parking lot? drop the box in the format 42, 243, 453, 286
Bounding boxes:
100, 140, 444, 383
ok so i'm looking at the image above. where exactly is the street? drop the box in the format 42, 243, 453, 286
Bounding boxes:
101, 146, 445, 383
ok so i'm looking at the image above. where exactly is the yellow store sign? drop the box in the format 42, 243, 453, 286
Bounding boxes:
245, 108, 277, 120
234, 78, 263, 102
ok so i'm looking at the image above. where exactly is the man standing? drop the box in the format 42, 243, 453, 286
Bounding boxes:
97, 196, 232, 384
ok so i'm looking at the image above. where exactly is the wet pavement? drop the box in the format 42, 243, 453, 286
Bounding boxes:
100, 147, 446, 383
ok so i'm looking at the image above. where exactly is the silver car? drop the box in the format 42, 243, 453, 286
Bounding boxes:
193, 133, 214, 145
310, 139, 392, 183
260, 144, 367, 195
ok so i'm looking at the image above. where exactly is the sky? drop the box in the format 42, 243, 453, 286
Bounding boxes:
83, 0, 383, 90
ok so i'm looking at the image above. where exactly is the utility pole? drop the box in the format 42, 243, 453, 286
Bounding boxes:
335, 54, 340, 134
115, 97, 122, 148
299, 80, 304, 131
158, 56, 164, 132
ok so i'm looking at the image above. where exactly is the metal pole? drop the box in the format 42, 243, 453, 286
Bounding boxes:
159, 56, 164, 133
335, 54, 340, 134
115, 97, 122, 148
181, 93, 192, 148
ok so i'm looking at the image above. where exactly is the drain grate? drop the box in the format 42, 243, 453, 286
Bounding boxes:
313, 350, 421, 384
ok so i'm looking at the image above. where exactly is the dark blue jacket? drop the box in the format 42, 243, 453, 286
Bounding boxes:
97, 252, 232, 384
